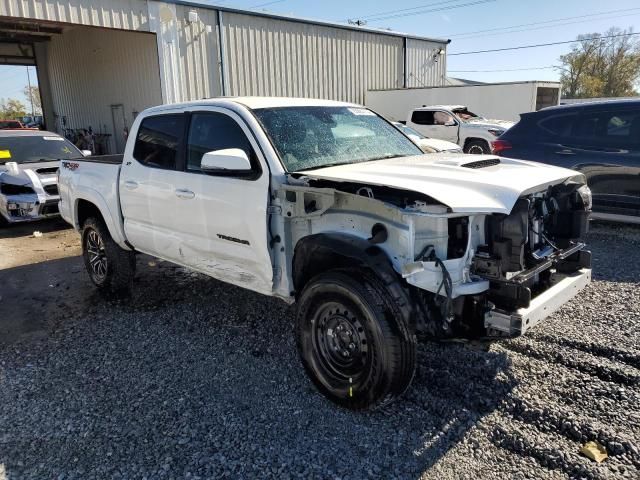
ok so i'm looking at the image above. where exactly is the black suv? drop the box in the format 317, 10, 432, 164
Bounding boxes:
493, 99, 640, 222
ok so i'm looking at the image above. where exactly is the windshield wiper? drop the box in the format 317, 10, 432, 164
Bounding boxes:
365, 154, 405, 162
294, 154, 406, 172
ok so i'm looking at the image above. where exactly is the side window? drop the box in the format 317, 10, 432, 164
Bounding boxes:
572, 109, 640, 148
186, 112, 258, 174
538, 113, 577, 137
433, 111, 455, 126
133, 114, 184, 170
411, 110, 435, 125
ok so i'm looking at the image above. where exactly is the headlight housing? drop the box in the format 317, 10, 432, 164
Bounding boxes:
487, 128, 505, 137
576, 184, 592, 211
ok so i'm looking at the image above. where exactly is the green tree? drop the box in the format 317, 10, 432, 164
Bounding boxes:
559, 27, 640, 99
22, 85, 42, 115
0, 98, 27, 119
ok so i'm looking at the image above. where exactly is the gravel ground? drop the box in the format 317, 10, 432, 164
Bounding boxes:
0, 221, 638, 479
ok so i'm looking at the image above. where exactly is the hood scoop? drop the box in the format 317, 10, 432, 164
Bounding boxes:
461, 158, 500, 169
36, 167, 59, 175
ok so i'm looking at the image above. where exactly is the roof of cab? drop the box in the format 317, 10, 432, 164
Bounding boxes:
413, 105, 467, 111
143, 96, 359, 115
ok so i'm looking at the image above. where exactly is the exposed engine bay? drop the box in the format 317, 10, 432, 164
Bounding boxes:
277, 172, 592, 339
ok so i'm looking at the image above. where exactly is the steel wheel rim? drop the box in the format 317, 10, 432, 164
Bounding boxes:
86, 229, 107, 282
468, 145, 485, 154
312, 302, 370, 382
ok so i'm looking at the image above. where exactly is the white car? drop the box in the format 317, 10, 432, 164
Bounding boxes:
59, 97, 592, 410
392, 122, 462, 153
406, 105, 515, 154
0, 130, 86, 225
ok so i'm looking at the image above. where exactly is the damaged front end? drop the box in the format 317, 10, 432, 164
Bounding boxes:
402, 181, 592, 338
0, 163, 60, 224
278, 172, 592, 340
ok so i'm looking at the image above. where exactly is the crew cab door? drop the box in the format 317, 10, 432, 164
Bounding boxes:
120, 108, 273, 295
408, 110, 459, 143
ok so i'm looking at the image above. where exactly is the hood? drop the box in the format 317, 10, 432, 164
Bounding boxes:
466, 118, 515, 130
417, 138, 461, 152
0, 160, 59, 187
300, 154, 582, 214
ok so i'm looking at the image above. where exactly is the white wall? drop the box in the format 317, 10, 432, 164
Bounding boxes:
365, 82, 560, 122
45, 25, 163, 153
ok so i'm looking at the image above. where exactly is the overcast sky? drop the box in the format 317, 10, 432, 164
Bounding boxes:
2, 0, 639, 108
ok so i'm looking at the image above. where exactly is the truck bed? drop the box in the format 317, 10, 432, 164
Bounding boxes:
58, 154, 127, 248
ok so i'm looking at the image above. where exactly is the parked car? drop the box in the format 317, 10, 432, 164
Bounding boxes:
59, 97, 591, 410
493, 99, 640, 223
0, 130, 87, 225
0, 120, 26, 130
392, 122, 462, 153
406, 105, 514, 154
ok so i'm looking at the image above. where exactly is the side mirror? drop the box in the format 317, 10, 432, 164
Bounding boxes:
201, 148, 251, 171
81, 150, 92, 157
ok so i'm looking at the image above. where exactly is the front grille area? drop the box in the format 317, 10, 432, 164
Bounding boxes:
462, 158, 501, 169
44, 184, 59, 196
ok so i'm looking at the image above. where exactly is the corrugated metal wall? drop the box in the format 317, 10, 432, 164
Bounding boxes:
174, 4, 221, 101
46, 25, 162, 152
221, 12, 404, 104
147, 1, 222, 103
405, 38, 447, 88
0, 0, 150, 31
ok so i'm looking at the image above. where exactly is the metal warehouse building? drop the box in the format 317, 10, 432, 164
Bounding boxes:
0, 0, 449, 153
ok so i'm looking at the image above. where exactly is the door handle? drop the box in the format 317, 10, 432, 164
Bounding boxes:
555, 149, 576, 156
124, 180, 139, 190
175, 188, 195, 199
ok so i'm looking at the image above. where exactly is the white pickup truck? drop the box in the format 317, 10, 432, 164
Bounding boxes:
59, 97, 592, 410
406, 105, 515, 154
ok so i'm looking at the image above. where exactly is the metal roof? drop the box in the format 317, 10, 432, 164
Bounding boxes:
168, 0, 450, 44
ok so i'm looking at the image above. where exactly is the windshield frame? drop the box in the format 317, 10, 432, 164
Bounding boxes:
0, 134, 84, 164
253, 106, 423, 173
452, 108, 483, 122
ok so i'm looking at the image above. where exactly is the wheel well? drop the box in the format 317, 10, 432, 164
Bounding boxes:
76, 200, 104, 229
292, 233, 397, 294
463, 137, 489, 149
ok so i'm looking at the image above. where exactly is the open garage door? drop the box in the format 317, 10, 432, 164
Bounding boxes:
0, 18, 163, 154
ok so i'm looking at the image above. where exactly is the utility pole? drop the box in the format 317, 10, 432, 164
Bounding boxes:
26, 66, 35, 118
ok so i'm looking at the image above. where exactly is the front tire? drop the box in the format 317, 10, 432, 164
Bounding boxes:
82, 217, 135, 293
464, 139, 491, 154
296, 269, 416, 410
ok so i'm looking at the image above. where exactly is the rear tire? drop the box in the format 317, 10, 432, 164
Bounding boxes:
81, 217, 135, 293
296, 269, 416, 410
464, 139, 491, 154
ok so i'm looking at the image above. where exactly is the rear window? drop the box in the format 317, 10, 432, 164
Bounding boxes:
0, 135, 81, 164
133, 114, 185, 170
